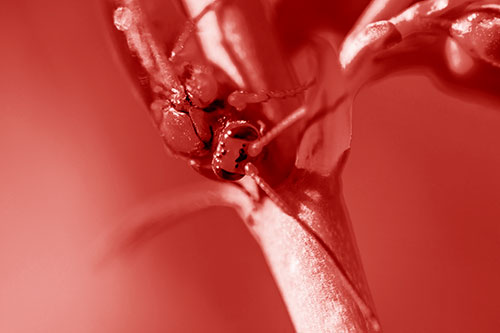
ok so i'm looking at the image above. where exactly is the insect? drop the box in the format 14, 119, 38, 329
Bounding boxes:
112, 0, 310, 196
111, 2, 380, 330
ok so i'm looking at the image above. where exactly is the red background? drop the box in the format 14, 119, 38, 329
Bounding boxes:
1, 1, 499, 332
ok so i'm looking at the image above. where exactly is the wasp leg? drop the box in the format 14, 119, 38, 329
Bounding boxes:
227, 80, 315, 111
169, 0, 222, 61
244, 163, 295, 217
168, 21, 196, 61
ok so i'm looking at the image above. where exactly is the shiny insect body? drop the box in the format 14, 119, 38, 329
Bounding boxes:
112, 1, 309, 185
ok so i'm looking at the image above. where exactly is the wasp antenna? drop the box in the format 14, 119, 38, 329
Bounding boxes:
114, 0, 184, 98
248, 106, 307, 157
249, 90, 351, 157
265, 79, 316, 99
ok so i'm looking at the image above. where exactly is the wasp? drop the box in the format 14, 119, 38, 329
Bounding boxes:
112, 0, 311, 196
110, 2, 380, 329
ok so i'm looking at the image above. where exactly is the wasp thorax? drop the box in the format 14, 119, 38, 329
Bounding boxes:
212, 122, 260, 181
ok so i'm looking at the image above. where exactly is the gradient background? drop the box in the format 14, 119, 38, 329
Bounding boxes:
1, 1, 499, 332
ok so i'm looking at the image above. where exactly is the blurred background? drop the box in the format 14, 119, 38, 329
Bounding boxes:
1, 1, 499, 332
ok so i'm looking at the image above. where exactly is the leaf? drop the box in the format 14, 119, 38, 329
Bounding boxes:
100, 180, 255, 265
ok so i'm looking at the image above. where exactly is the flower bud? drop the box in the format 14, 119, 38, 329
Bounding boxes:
450, 10, 500, 68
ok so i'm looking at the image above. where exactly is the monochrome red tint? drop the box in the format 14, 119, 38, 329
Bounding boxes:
1, 0, 499, 332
